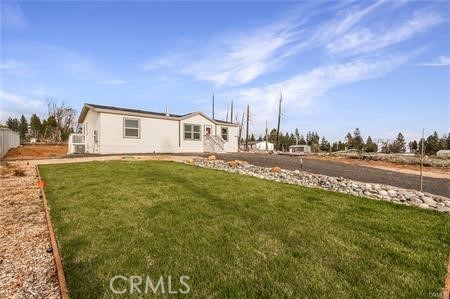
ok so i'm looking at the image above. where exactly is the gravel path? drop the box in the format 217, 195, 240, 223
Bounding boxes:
0, 162, 60, 299
206, 153, 450, 198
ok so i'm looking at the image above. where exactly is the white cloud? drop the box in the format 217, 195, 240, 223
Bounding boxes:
226, 53, 413, 133
97, 79, 127, 85
1, 2, 26, 28
143, 2, 442, 88
0, 59, 30, 76
327, 10, 443, 54
0, 90, 46, 121
419, 55, 450, 66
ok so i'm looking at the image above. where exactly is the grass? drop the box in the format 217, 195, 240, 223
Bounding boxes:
39, 160, 450, 298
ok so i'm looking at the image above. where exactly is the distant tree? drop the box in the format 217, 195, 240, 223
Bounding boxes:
447, 133, 450, 150
299, 134, 306, 145
19, 114, 29, 140
30, 114, 42, 139
42, 115, 58, 140
364, 136, 378, 152
6, 117, 20, 132
338, 141, 346, 151
294, 128, 300, 144
380, 140, 390, 153
352, 128, 364, 150
250, 134, 256, 142
425, 131, 441, 155
390, 132, 406, 153
47, 100, 77, 141
409, 140, 418, 153
345, 133, 353, 150
269, 128, 277, 144
257, 135, 263, 142
331, 142, 339, 152
306, 131, 320, 146
319, 136, 330, 152
439, 134, 448, 150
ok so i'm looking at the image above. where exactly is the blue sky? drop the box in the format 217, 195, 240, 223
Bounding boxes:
1, 1, 449, 142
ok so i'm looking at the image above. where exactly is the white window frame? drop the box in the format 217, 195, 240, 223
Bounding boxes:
184, 123, 201, 141
123, 117, 140, 139
221, 127, 229, 142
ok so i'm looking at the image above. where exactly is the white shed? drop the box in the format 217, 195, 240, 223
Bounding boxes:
289, 144, 311, 154
255, 141, 274, 151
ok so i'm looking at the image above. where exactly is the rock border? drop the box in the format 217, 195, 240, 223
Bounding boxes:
189, 157, 450, 213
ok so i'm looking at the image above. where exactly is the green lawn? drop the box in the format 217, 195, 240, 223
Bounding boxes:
39, 160, 450, 298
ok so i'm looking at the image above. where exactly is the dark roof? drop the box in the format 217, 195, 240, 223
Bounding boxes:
86, 103, 185, 118
83, 103, 236, 125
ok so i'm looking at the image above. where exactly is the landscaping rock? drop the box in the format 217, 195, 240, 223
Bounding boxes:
271, 166, 281, 173
191, 157, 449, 213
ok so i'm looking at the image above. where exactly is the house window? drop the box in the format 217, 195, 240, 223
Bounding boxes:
93, 130, 98, 143
184, 124, 201, 140
124, 118, 140, 138
221, 127, 228, 141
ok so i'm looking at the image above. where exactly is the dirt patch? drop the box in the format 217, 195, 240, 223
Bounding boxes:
0, 161, 60, 299
3, 144, 68, 161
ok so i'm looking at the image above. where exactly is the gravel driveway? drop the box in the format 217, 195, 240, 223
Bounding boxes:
205, 153, 450, 198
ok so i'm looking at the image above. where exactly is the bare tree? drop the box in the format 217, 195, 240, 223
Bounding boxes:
47, 99, 77, 142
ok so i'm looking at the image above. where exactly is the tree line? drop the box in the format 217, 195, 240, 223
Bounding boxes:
3, 101, 76, 142
246, 127, 450, 155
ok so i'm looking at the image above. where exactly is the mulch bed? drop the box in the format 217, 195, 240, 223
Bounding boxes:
0, 161, 60, 298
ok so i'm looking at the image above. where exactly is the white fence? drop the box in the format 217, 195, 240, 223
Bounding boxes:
0, 128, 20, 157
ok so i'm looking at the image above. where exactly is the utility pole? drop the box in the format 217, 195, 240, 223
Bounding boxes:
245, 104, 249, 151
265, 120, 268, 150
238, 112, 245, 151
230, 100, 233, 123
276, 91, 282, 151
212, 93, 215, 119
225, 104, 229, 122
420, 128, 424, 191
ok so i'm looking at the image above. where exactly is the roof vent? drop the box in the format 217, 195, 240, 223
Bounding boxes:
165, 107, 170, 116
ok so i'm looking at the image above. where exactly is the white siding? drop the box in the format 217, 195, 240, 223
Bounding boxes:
81, 109, 239, 154
99, 112, 179, 154
84, 109, 100, 153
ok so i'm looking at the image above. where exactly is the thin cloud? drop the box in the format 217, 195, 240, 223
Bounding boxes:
419, 55, 450, 66
1, 2, 27, 28
98, 79, 128, 85
0, 90, 46, 121
143, 2, 442, 87
327, 10, 443, 55
226, 53, 415, 133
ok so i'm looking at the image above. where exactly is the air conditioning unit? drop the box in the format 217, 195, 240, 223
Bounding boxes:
73, 144, 86, 154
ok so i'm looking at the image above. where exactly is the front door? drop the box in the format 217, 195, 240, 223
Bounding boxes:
205, 125, 212, 135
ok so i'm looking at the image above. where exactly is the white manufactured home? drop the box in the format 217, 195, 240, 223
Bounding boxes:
68, 103, 239, 154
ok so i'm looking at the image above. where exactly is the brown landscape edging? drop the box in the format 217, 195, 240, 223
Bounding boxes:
444, 253, 450, 299
35, 165, 69, 299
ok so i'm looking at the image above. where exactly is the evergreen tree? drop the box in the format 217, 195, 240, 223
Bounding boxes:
19, 114, 29, 140
352, 128, 364, 150
409, 140, 418, 153
345, 133, 353, 149
30, 114, 42, 139
331, 142, 339, 152
364, 136, 378, 152
268, 129, 277, 144
425, 131, 441, 155
6, 117, 20, 132
294, 128, 300, 144
319, 136, 330, 152
299, 135, 306, 145
250, 134, 256, 142
390, 132, 406, 153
